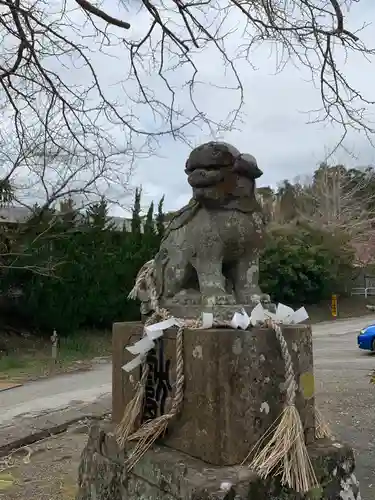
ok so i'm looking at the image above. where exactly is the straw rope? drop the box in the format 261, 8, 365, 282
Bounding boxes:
124, 323, 184, 470
116, 259, 188, 470
272, 320, 297, 406
315, 407, 333, 440
119, 259, 324, 492
246, 319, 319, 493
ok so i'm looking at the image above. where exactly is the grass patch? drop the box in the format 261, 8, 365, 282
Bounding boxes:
59, 330, 112, 361
0, 329, 112, 383
1, 296, 374, 383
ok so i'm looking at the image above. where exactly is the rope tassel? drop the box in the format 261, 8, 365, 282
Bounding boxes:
315, 407, 333, 440
246, 321, 319, 493
125, 326, 184, 471
115, 364, 149, 449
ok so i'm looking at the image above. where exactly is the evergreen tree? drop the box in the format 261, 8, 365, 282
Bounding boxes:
58, 196, 78, 229
122, 219, 130, 232
156, 195, 165, 238
131, 187, 142, 234
144, 201, 155, 235
0, 178, 15, 207
85, 196, 115, 231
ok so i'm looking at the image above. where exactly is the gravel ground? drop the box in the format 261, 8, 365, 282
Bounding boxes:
0, 424, 88, 500
314, 333, 375, 500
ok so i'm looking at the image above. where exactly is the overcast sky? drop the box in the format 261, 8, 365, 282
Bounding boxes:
4, 1, 375, 217
105, 0, 374, 216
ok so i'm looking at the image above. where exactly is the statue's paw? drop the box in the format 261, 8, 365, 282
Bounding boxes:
250, 294, 261, 304
167, 290, 201, 306
236, 292, 261, 305
218, 294, 236, 306
203, 292, 236, 306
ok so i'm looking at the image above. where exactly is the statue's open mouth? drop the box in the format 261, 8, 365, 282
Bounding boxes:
186, 167, 225, 188
185, 153, 263, 189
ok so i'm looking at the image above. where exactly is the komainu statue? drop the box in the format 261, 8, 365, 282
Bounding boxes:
132, 141, 270, 319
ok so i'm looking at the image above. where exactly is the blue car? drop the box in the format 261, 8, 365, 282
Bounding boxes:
357, 324, 375, 351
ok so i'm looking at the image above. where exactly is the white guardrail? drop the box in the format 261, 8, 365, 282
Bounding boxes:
351, 287, 375, 298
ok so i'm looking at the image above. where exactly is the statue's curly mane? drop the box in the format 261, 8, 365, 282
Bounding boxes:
162, 189, 263, 243
161, 199, 200, 242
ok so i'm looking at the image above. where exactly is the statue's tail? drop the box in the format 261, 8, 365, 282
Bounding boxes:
128, 260, 155, 300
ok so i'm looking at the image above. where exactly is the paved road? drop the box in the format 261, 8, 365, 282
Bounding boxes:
1, 315, 375, 496
314, 330, 375, 499
3, 315, 374, 422
0, 363, 112, 424
312, 314, 375, 337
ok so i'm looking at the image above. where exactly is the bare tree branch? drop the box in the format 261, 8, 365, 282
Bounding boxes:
297, 165, 375, 250
74, 0, 131, 29
0, 0, 371, 255
0, 0, 371, 152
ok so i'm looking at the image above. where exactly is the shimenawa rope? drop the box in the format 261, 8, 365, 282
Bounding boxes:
124, 323, 184, 470
246, 320, 319, 493
115, 259, 187, 471
118, 259, 330, 491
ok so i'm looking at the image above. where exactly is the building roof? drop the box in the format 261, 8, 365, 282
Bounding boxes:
0, 205, 134, 231
0, 206, 31, 224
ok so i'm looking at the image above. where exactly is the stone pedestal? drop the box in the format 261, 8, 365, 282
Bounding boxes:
76, 422, 362, 500
112, 321, 315, 465
75, 322, 362, 500
112, 321, 143, 424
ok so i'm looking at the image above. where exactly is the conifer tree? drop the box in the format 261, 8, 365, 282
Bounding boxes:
131, 187, 142, 234
144, 201, 155, 235
156, 195, 165, 238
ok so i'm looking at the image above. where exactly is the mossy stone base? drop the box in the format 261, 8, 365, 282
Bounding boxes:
76, 423, 361, 500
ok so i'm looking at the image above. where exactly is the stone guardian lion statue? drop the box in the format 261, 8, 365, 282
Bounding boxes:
131, 141, 269, 319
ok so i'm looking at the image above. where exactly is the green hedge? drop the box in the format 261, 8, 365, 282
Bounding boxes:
11, 230, 160, 333
2, 204, 356, 333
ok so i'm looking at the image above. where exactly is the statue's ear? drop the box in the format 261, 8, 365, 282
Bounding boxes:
233, 154, 263, 179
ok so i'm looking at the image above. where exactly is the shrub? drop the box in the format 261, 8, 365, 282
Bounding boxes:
5, 194, 162, 333
260, 222, 355, 305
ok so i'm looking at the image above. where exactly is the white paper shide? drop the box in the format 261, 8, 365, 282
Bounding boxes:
122, 317, 181, 372
122, 303, 309, 371
230, 302, 309, 330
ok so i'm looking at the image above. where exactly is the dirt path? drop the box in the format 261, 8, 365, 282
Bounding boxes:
0, 423, 89, 500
